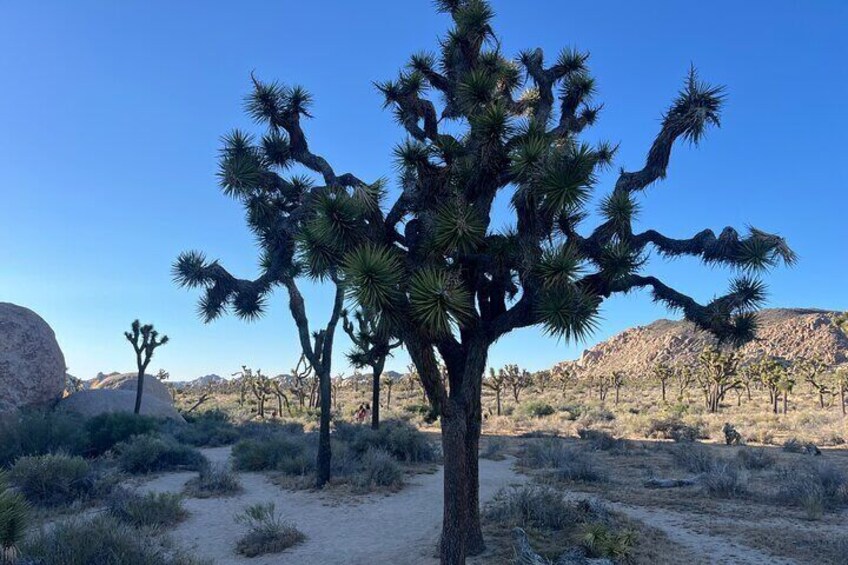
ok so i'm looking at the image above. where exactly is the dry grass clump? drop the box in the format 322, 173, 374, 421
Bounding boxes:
645, 417, 703, 442
670, 443, 716, 473
774, 459, 848, 519
234, 503, 305, 557
735, 447, 776, 470
519, 439, 607, 483
185, 463, 242, 498
576, 429, 626, 452
107, 488, 187, 527
701, 462, 747, 498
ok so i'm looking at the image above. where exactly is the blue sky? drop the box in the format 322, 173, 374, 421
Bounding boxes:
1, 1, 846, 381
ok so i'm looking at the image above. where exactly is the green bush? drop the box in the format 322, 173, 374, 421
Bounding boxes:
0, 410, 88, 467
231, 435, 310, 473
171, 410, 240, 447
19, 514, 204, 565
344, 419, 435, 463
520, 401, 555, 418
8, 454, 93, 506
185, 463, 242, 498
234, 503, 305, 557
85, 413, 159, 456
357, 448, 404, 489
484, 485, 579, 531
117, 435, 206, 474
107, 488, 187, 527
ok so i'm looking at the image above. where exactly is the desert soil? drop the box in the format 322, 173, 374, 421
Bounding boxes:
138, 447, 524, 564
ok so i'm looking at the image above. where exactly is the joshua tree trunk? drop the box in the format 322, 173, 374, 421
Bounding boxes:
495, 390, 501, 416
783, 392, 788, 415
660, 381, 666, 403
134, 358, 147, 415
372, 360, 384, 430
317, 366, 332, 487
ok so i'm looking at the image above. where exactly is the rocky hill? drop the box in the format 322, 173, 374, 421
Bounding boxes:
554, 308, 848, 378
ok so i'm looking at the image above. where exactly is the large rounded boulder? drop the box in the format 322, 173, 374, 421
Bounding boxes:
58, 389, 184, 422
0, 302, 66, 413
90, 372, 173, 403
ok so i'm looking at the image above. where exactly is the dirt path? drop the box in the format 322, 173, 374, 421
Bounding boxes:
604, 500, 798, 565
139, 448, 526, 565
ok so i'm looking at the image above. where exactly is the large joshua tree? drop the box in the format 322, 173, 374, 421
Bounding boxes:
178, 1, 793, 560
124, 320, 169, 415
338, 2, 793, 562
172, 72, 382, 487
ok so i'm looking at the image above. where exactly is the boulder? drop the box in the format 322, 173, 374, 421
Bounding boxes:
89, 372, 173, 403
58, 389, 184, 422
0, 302, 66, 413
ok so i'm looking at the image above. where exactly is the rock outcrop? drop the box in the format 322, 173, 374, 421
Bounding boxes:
0, 303, 66, 412
554, 308, 848, 378
58, 389, 184, 421
88, 372, 173, 403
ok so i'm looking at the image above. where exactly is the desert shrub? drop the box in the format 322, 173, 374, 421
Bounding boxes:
577, 429, 624, 452
557, 404, 583, 421
776, 460, 848, 517
519, 440, 606, 482
553, 450, 607, 483
171, 410, 240, 447
403, 404, 431, 418
736, 447, 775, 470
231, 435, 310, 474
646, 418, 702, 442
185, 463, 242, 498
0, 410, 88, 467
234, 503, 305, 557
19, 514, 202, 565
85, 413, 159, 456
344, 419, 435, 463
484, 485, 579, 531
782, 438, 821, 455
519, 439, 570, 469
357, 448, 403, 489
8, 454, 93, 506
702, 463, 746, 498
480, 438, 506, 460
107, 488, 186, 527
0, 483, 29, 558
117, 435, 206, 474
581, 407, 615, 425
582, 522, 636, 560
670, 443, 716, 473
520, 401, 555, 418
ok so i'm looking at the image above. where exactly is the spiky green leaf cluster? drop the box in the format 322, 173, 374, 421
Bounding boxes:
342, 244, 403, 312
433, 202, 486, 254
408, 268, 474, 337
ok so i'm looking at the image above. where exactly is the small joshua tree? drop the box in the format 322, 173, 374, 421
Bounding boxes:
652, 363, 672, 403
483, 367, 505, 416
794, 357, 830, 409
673, 365, 695, 403
834, 366, 848, 417
751, 356, 789, 414
696, 347, 741, 413
500, 364, 532, 403
611, 371, 625, 405
382, 374, 395, 409
124, 320, 169, 414
342, 307, 401, 429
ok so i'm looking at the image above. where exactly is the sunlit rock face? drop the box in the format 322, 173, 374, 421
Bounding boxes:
554, 308, 848, 378
0, 302, 67, 413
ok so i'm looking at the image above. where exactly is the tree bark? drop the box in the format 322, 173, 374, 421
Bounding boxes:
134, 356, 147, 415
316, 367, 332, 488
440, 403, 469, 565
372, 361, 383, 430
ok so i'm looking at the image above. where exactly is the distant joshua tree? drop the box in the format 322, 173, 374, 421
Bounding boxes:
499, 364, 532, 403
749, 356, 787, 414
483, 367, 506, 416
794, 357, 830, 409
652, 363, 673, 403
124, 320, 169, 415
696, 347, 741, 413
611, 371, 625, 405
342, 307, 401, 429
834, 366, 848, 416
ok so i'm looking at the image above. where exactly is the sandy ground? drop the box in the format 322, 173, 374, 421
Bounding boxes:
138, 447, 526, 564
135, 447, 827, 564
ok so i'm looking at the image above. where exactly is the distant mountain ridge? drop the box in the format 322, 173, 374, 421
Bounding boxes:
553, 308, 848, 378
